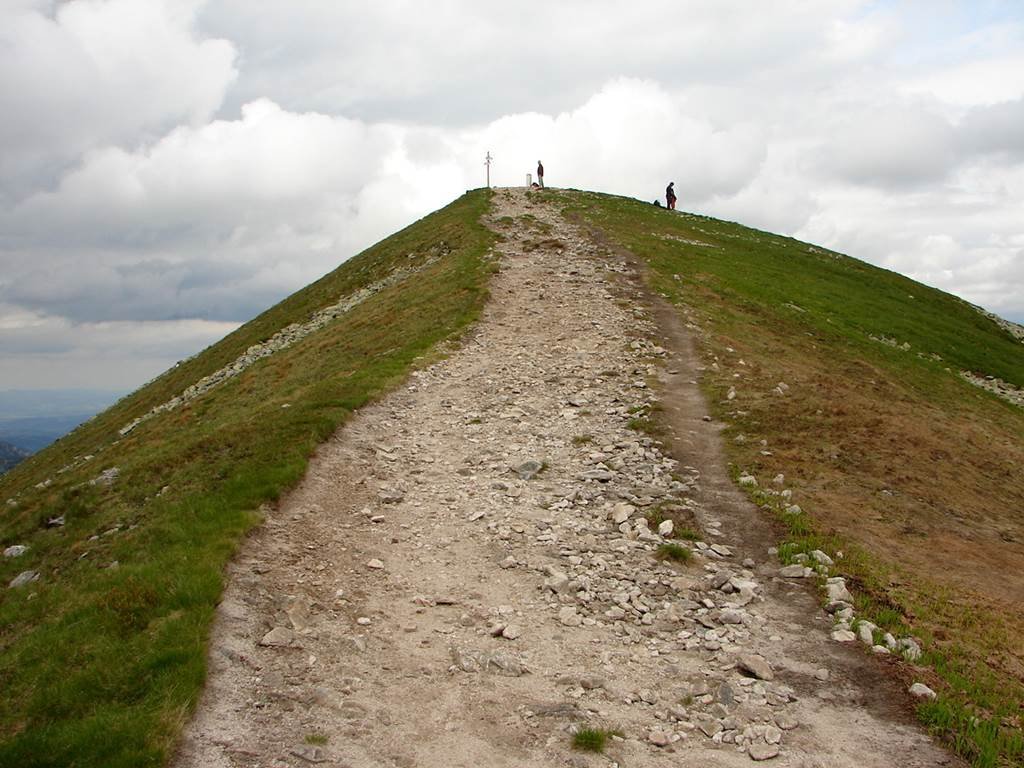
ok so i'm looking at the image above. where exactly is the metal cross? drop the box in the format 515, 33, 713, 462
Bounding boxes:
485, 151, 493, 188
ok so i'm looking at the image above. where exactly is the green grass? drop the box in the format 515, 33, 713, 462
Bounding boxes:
304, 733, 329, 746
0, 190, 496, 767
572, 728, 615, 753
655, 543, 692, 563
560, 188, 1024, 768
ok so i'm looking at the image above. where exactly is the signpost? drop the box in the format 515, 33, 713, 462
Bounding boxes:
485, 151, 493, 188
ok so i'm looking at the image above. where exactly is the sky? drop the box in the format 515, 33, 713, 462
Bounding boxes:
1, 0, 1023, 392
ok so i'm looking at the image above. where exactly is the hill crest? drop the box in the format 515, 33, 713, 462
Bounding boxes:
1, 187, 1021, 767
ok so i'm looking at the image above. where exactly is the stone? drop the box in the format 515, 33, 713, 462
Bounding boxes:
717, 682, 736, 706
749, 742, 780, 761
639, 688, 659, 704
784, 504, 802, 516
737, 653, 774, 681
765, 725, 783, 744
810, 549, 834, 566
698, 719, 723, 738
774, 713, 799, 731
378, 489, 405, 504
544, 567, 572, 594
738, 474, 757, 487
720, 609, 744, 624
46, 515, 65, 528
857, 623, 875, 645
611, 503, 634, 524
900, 638, 923, 662
501, 624, 522, 640
578, 469, 613, 482
778, 564, 806, 578
658, 519, 674, 537
814, 668, 830, 681
3, 545, 27, 558
290, 745, 329, 763
825, 578, 853, 603
8, 570, 39, 589
90, 467, 120, 486
648, 730, 671, 747
558, 606, 581, 627
366, 558, 385, 570
259, 627, 296, 647
831, 629, 857, 642
515, 460, 544, 480
356, 617, 371, 626
449, 646, 528, 676
909, 683, 936, 700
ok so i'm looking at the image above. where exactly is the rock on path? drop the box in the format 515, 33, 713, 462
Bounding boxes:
173, 189, 959, 768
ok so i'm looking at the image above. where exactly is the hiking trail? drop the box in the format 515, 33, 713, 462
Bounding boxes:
174, 189, 959, 768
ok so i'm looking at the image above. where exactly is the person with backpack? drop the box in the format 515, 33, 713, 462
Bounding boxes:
666, 182, 677, 210
537, 161, 545, 188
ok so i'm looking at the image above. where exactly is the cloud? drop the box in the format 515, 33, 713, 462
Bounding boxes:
2, 0, 1024, 392
0, 0, 237, 198
2, 79, 771, 327
959, 96, 1024, 159
814, 100, 958, 188
0, 306, 238, 389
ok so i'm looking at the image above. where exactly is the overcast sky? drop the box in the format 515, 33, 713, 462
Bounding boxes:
2, 0, 1023, 391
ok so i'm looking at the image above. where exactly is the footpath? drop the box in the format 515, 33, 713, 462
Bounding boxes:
174, 189, 959, 768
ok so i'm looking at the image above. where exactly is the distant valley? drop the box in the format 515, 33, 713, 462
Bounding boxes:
0, 440, 29, 473
0, 389, 124, 463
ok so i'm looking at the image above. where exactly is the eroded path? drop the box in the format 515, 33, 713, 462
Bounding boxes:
174, 189, 958, 767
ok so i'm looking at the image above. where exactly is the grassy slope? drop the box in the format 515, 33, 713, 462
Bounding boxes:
559, 190, 1024, 768
0, 190, 496, 767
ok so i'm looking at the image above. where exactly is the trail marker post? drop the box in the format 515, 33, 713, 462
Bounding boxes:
485, 151, 493, 188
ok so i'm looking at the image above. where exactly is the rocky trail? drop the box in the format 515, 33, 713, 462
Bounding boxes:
174, 189, 960, 767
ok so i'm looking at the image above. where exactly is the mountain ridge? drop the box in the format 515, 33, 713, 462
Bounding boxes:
1, 187, 1021, 767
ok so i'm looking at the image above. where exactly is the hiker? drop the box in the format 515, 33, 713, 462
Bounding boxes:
537, 160, 545, 188
665, 182, 676, 210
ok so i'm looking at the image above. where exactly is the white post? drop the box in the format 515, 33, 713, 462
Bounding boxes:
526, 173, 532, 187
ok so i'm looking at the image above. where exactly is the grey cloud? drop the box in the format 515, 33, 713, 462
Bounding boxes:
196, 1, 862, 124
2, 0, 1024, 390
813, 101, 959, 188
959, 97, 1024, 159
0, 0, 237, 200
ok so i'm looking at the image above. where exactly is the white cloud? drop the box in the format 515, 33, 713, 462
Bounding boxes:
2, 0, 1024, 392
0, 0, 237, 195
0, 307, 238, 389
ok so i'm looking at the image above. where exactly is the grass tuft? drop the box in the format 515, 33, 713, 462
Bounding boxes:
655, 543, 693, 563
572, 728, 614, 753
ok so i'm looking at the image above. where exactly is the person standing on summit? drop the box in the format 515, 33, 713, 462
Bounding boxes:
537, 160, 545, 188
666, 182, 677, 210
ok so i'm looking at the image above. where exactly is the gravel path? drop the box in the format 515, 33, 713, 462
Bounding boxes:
173, 189, 959, 767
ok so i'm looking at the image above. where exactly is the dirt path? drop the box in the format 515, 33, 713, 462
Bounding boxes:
174, 189, 959, 768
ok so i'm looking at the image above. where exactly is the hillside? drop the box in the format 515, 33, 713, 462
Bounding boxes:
0, 441, 29, 474
560, 189, 1024, 766
1, 187, 1021, 767
0, 190, 496, 767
